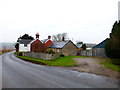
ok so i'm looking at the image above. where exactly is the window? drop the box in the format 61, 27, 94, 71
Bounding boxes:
24, 44, 27, 47
57, 49, 59, 52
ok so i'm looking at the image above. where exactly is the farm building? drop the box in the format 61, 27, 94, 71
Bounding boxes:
49, 40, 78, 56
92, 39, 108, 58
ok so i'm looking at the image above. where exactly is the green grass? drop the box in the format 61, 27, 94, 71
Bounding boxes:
17, 56, 85, 67
101, 59, 120, 72
14, 52, 18, 55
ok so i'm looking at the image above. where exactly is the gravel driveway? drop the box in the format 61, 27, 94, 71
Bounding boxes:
67, 58, 119, 79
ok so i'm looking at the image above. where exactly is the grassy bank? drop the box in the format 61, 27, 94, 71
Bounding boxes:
17, 55, 84, 67
101, 59, 120, 72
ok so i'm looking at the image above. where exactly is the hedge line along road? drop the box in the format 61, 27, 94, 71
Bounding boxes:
1, 52, 119, 88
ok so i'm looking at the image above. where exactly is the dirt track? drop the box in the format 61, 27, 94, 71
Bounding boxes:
65, 58, 120, 79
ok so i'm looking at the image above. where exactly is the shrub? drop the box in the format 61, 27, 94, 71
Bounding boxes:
111, 59, 120, 65
60, 54, 65, 57
105, 21, 120, 59
81, 44, 87, 50
46, 49, 55, 54
18, 52, 23, 56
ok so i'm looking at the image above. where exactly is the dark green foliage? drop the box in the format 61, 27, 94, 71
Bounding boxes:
14, 43, 19, 52
81, 44, 87, 50
15, 52, 23, 56
17, 34, 34, 42
18, 52, 23, 56
15, 34, 34, 51
46, 49, 55, 54
111, 59, 120, 65
14, 43, 19, 49
20, 34, 34, 40
60, 54, 65, 57
105, 21, 120, 59
14, 52, 18, 56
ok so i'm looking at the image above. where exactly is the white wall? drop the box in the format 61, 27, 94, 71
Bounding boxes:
19, 44, 30, 52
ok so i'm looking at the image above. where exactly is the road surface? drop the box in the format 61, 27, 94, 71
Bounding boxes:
1, 52, 119, 88
0, 54, 2, 89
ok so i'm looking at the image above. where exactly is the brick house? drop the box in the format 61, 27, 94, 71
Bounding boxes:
18, 33, 78, 56
30, 39, 44, 52
18, 33, 52, 52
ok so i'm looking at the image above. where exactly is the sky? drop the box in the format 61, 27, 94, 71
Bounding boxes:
0, 0, 119, 44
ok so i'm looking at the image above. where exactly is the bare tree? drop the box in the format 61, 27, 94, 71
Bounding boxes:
52, 33, 69, 41
3, 46, 6, 50
76, 41, 83, 44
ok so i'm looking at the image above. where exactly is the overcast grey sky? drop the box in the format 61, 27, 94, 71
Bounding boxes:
0, 0, 119, 44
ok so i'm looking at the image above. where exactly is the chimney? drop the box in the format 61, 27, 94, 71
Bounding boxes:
36, 33, 39, 39
48, 36, 51, 39
62, 36, 65, 41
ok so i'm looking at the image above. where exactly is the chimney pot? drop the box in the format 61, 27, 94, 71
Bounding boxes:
48, 36, 51, 39
62, 36, 65, 41
36, 33, 39, 39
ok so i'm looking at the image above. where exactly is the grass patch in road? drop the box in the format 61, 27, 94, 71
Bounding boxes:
17, 56, 82, 67
101, 59, 120, 72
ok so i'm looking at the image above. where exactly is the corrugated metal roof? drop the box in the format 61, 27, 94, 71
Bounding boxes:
76, 44, 82, 48
85, 44, 96, 48
41, 39, 48, 44
49, 40, 70, 48
93, 39, 108, 48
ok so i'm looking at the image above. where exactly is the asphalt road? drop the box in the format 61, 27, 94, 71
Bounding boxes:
1, 52, 119, 88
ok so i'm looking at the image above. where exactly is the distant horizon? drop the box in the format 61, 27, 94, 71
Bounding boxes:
0, 39, 97, 44
0, 0, 119, 44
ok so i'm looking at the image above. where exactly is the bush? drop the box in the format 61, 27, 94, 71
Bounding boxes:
105, 21, 120, 59
111, 59, 120, 65
18, 52, 23, 56
105, 39, 120, 59
14, 52, 18, 55
81, 44, 87, 50
46, 49, 55, 54
60, 54, 65, 57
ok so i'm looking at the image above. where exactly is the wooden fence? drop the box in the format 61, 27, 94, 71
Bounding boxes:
79, 48, 107, 58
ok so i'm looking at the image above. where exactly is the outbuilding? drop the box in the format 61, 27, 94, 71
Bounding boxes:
92, 39, 108, 58
49, 40, 78, 56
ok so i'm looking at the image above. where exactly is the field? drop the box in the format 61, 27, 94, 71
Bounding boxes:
0, 49, 14, 55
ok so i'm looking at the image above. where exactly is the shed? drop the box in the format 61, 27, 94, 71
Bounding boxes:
49, 40, 78, 56
92, 39, 108, 57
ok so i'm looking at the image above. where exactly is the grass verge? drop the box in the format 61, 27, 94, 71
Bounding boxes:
16, 55, 85, 67
101, 59, 120, 72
